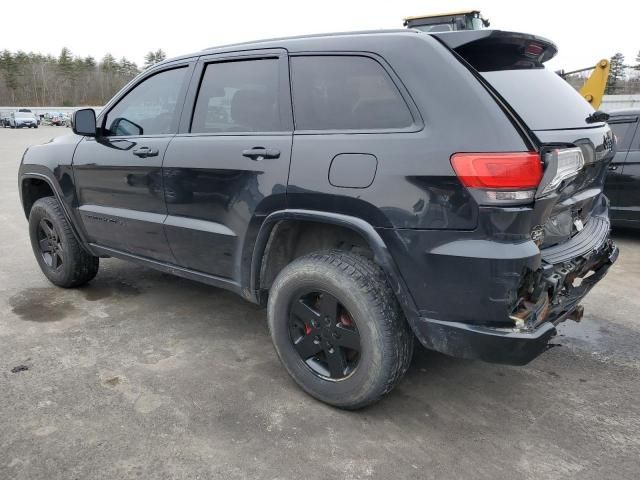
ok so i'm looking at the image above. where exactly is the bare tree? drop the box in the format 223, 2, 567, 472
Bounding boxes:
0, 48, 142, 106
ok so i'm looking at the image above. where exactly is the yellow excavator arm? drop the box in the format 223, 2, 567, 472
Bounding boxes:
562, 59, 610, 109
580, 59, 610, 109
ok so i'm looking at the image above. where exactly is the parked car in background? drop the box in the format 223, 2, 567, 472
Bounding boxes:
9, 111, 38, 128
604, 109, 640, 229
46, 112, 66, 126
0, 111, 12, 127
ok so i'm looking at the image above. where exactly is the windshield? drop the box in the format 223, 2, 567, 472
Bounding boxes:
482, 69, 597, 130
15, 112, 33, 119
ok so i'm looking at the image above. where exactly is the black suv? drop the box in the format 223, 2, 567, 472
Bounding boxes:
18, 30, 618, 408
604, 109, 640, 228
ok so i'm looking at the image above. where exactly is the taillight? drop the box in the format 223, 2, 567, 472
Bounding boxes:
451, 152, 542, 204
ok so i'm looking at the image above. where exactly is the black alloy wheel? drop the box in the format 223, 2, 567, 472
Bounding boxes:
288, 290, 361, 380
37, 218, 64, 270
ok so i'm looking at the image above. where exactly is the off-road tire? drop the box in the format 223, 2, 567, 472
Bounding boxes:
268, 250, 414, 409
28, 196, 99, 287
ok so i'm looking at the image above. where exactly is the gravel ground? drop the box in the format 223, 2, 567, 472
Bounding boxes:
1, 126, 639, 480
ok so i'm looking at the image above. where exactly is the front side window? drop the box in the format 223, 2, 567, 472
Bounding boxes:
290, 55, 413, 131
191, 59, 281, 133
104, 67, 187, 136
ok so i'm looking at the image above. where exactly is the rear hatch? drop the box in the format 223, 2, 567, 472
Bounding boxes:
432, 30, 615, 250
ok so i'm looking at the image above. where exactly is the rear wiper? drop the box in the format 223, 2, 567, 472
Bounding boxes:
585, 110, 609, 124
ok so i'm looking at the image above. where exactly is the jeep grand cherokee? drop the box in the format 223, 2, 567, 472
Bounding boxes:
18, 29, 617, 408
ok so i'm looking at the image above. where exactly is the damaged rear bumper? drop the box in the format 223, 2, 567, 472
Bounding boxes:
411, 316, 557, 365
409, 217, 618, 365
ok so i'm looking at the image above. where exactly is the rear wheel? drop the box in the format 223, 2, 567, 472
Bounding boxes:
28, 197, 99, 287
268, 250, 413, 409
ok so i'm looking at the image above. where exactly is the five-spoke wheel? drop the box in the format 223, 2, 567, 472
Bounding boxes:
37, 218, 64, 270
289, 291, 361, 380
28, 196, 99, 287
268, 250, 414, 409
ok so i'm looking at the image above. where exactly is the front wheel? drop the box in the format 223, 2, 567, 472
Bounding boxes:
28, 197, 99, 288
268, 250, 414, 409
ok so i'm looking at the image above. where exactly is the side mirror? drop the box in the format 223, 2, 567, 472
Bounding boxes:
72, 108, 97, 137
111, 117, 143, 136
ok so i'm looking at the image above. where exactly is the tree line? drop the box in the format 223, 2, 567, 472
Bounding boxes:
604, 51, 640, 94
0, 48, 166, 107
1, 47, 639, 107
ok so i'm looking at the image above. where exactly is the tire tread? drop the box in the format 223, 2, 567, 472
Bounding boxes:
268, 249, 413, 409
29, 197, 99, 288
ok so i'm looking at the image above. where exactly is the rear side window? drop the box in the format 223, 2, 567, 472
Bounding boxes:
290, 56, 413, 131
191, 59, 281, 133
481, 69, 595, 131
609, 120, 637, 151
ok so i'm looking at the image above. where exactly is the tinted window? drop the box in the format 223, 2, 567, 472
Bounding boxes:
104, 67, 187, 136
191, 59, 281, 133
609, 121, 637, 151
482, 69, 596, 130
290, 56, 413, 131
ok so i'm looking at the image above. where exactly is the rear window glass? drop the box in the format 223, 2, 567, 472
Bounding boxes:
290, 56, 413, 131
609, 121, 637, 151
481, 69, 597, 131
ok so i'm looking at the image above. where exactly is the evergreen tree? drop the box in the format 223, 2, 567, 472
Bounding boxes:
144, 49, 167, 69
605, 52, 626, 94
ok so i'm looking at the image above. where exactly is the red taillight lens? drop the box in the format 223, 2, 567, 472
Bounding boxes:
450, 152, 542, 190
525, 43, 544, 57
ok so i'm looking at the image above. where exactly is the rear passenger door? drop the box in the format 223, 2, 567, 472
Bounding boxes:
162, 50, 293, 281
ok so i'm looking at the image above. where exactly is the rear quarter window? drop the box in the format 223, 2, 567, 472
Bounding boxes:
482, 68, 596, 131
290, 55, 414, 131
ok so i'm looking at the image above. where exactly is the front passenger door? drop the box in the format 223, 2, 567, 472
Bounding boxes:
616, 118, 640, 225
72, 64, 192, 262
606, 116, 638, 225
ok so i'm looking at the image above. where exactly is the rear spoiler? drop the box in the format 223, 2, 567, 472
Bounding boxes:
428, 30, 558, 71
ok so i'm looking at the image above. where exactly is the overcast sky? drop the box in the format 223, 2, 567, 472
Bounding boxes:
4, 0, 638, 72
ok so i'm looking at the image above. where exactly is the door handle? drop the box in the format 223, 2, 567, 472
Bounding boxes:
133, 146, 159, 158
608, 165, 618, 171
242, 147, 280, 161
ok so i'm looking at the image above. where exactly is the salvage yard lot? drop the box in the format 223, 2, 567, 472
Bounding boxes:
1, 126, 639, 479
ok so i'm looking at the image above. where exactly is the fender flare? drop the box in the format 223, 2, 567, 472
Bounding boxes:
19, 171, 96, 256
250, 209, 419, 322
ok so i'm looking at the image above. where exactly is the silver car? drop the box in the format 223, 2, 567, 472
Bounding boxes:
10, 112, 38, 129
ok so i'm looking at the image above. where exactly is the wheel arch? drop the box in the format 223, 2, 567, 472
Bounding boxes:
19, 172, 95, 256
250, 209, 419, 322
20, 175, 56, 219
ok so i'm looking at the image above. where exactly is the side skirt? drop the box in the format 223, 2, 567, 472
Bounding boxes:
89, 243, 250, 300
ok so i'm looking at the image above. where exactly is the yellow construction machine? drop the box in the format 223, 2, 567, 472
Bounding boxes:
403, 10, 490, 32
559, 60, 610, 109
